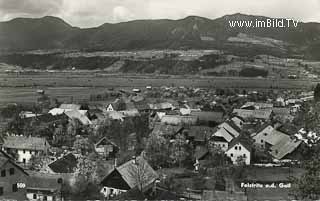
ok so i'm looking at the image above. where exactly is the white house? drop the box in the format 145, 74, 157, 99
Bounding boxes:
106, 104, 114, 112
251, 125, 274, 149
225, 139, 251, 165
2, 136, 50, 164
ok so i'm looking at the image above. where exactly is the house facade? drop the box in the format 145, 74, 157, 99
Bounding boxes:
226, 141, 251, 165
0, 150, 29, 200
100, 156, 158, 199
2, 136, 50, 164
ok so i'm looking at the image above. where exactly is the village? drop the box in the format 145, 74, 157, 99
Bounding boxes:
0, 83, 319, 201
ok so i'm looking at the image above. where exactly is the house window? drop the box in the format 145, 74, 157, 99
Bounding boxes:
264, 133, 267, 136
243, 154, 246, 158
0, 187, 3, 196
33, 194, 37, 199
23, 150, 26, 154
23, 159, 26, 164
239, 146, 242, 150
261, 139, 264, 143
44, 195, 47, 201
9, 168, 14, 175
235, 146, 238, 150
1, 170, 6, 177
12, 184, 18, 192
230, 153, 233, 157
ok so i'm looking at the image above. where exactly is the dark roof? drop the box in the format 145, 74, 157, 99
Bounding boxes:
194, 146, 209, 160
227, 136, 252, 152
188, 126, 216, 142
102, 156, 158, 190
211, 136, 228, 142
0, 150, 29, 176
27, 172, 62, 191
191, 111, 224, 123
152, 123, 184, 137
48, 153, 77, 173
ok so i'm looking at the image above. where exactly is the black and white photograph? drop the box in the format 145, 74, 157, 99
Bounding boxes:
0, 0, 320, 200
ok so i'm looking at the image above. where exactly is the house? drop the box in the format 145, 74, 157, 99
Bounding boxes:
0, 150, 29, 200
160, 115, 198, 126
191, 111, 224, 126
209, 136, 228, 151
64, 110, 92, 125
211, 121, 241, 143
100, 156, 158, 199
231, 116, 244, 129
251, 125, 275, 149
233, 109, 272, 121
106, 111, 125, 121
48, 153, 77, 174
241, 102, 273, 110
127, 133, 137, 152
270, 138, 302, 160
187, 126, 216, 145
151, 123, 184, 139
225, 138, 251, 165
59, 104, 82, 110
26, 172, 63, 201
2, 136, 50, 164
95, 137, 119, 159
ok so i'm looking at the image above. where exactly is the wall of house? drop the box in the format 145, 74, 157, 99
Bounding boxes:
226, 143, 251, 165
100, 187, 127, 198
253, 126, 274, 150
213, 141, 228, 151
26, 192, 55, 201
0, 162, 28, 200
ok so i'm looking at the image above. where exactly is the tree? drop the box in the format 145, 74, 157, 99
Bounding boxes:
127, 157, 155, 191
314, 83, 320, 102
169, 134, 191, 167
73, 137, 93, 155
145, 133, 170, 169
70, 153, 103, 200
290, 155, 320, 200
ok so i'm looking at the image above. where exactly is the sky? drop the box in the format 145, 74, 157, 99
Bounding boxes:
0, 0, 320, 28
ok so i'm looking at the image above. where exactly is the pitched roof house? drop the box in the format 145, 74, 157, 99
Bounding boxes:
48, 153, 77, 174
0, 150, 29, 200
225, 138, 251, 165
2, 136, 50, 164
100, 156, 158, 198
26, 172, 63, 201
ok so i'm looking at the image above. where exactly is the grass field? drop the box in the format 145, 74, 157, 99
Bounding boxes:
0, 72, 318, 106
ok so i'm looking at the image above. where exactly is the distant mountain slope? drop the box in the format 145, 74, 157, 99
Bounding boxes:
1, 14, 320, 59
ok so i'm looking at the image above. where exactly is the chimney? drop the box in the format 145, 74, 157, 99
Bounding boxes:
114, 158, 117, 167
132, 156, 137, 164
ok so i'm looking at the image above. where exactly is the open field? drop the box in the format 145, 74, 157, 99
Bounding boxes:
0, 72, 318, 106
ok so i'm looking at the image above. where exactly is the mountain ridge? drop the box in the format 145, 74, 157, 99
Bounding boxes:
1, 13, 320, 59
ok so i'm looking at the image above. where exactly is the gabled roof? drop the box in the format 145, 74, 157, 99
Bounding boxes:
265, 129, 291, 146
3, 136, 49, 151
194, 146, 209, 160
218, 121, 240, 138
64, 110, 92, 125
27, 172, 62, 191
151, 123, 184, 137
270, 138, 302, 160
59, 104, 81, 110
190, 111, 224, 123
227, 137, 252, 152
103, 156, 158, 190
0, 150, 28, 176
188, 126, 216, 142
213, 127, 235, 142
48, 153, 77, 173
95, 137, 118, 147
